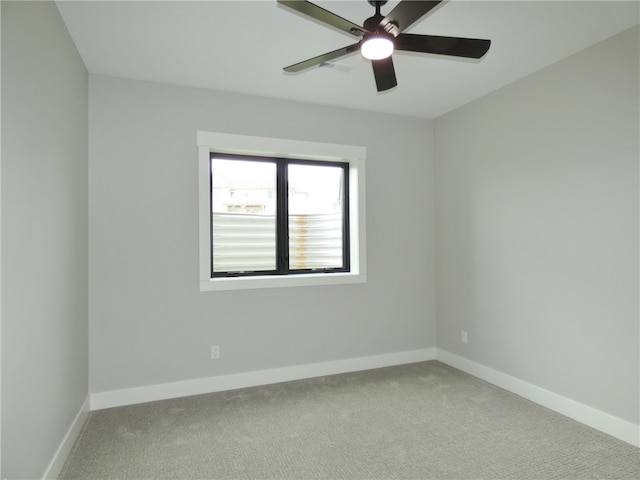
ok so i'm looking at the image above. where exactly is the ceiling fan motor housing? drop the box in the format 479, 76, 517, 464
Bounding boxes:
364, 2, 399, 38
363, 13, 385, 33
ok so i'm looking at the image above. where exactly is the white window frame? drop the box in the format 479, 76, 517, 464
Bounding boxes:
198, 131, 367, 292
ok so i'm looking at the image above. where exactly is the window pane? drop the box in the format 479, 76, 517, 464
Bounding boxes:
211, 158, 276, 273
288, 163, 345, 270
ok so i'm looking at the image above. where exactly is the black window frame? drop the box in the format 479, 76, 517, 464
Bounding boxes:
209, 152, 350, 278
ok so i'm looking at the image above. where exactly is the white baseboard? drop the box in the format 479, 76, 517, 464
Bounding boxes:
436, 349, 640, 447
89, 348, 638, 448
90, 348, 437, 411
42, 396, 90, 480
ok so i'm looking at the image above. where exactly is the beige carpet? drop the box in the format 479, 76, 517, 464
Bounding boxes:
61, 361, 639, 479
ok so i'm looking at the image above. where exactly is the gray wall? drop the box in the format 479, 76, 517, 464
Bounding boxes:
435, 26, 639, 424
1, 2, 89, 478
88, 75, 436, 394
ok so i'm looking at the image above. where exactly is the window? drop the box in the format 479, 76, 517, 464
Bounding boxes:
198, 131, 366, 291
211, 155, 349, 276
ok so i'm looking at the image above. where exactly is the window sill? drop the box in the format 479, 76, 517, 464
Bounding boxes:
200, 271, 367, 292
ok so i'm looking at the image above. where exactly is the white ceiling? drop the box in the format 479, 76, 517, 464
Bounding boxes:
55, 0, 639, 119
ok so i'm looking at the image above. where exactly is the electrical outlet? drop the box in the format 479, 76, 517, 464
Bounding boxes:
211, 345, 220, 359
461, 331, 468, 344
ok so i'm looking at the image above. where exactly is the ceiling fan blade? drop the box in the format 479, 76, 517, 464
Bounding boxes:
371, 56, 397, 92
380, 1, 442, 35
278, 0, 365, 37
396, 34, 491, 59
284, 43, 360, 73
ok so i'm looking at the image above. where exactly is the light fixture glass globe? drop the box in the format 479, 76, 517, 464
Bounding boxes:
361, 35, 394, 60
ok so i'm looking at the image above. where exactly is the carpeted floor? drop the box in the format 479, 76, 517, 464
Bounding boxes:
60, 361, 639, 479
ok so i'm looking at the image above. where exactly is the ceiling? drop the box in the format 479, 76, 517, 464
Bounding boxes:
55, 1, 639, 119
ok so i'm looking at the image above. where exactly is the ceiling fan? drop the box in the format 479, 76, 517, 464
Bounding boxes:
278, 0, 491, 92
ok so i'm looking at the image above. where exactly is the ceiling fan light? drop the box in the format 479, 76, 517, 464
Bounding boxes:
361, 35, 394, 60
